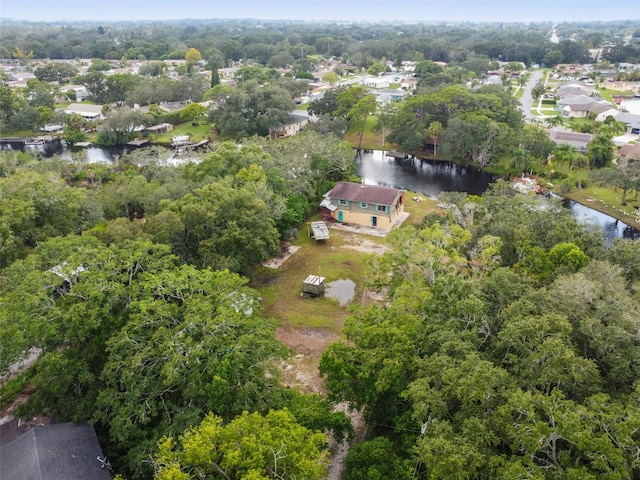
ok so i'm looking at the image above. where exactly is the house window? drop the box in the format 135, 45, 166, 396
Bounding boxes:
338, 199, 348, 206
376, 204, 388, 212
359, 202, 368, 208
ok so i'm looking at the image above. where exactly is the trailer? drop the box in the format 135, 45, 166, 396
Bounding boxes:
309, 221, 330, 242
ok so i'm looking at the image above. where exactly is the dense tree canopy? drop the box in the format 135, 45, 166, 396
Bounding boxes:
209, 80, 294, 138
320, 187, 640, 480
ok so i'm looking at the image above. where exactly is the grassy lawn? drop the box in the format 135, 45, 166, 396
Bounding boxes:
251, 195, 443, 331
252, 222, 376, 331
596, 87, 629, 106
295, 103, 309, 110
343, 115, 400, 151
560, 185, 640, 229
0, 129, 33, 138
154, 123, 212, 143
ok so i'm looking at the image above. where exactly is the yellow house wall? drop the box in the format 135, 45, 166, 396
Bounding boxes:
334, 208, 397, 229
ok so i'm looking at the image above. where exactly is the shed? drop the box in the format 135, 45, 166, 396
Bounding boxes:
302, 275, 325, 296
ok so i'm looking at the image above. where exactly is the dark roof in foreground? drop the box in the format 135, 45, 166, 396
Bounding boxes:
328, 182, 402, 205
0, 423, 111, 480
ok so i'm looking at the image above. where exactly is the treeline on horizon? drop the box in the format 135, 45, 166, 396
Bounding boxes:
1, 19, 639, 66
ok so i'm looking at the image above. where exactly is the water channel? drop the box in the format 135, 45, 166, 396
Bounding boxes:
355, 149, 640, 241
4, 141, 639, 240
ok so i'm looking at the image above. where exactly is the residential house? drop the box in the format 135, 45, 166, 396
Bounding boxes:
556, 94, 613, 118
320, 182, 405, 229
615, 112, 640, 135
592, 102, 621, 122
59, 85, 89, 102
400, 61, 417, 72
362, 76, 390, 89
268, 113, 309, 139
0, 423, 112, 480
64, 103, 104, 121
618, 143, 640, 161
374, 88, 410, 106
158, 102, 186, 113
146, 123, 174, 135
548, 129, 593, 152
556, 84, 595, 99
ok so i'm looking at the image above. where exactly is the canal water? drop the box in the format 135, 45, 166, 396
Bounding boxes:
355, 149, 640, 240
3, 142, 638, 240
3, 140, 187, 165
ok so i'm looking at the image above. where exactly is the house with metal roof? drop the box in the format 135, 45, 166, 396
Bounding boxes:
64, 103, 104, 121
320, 182, 405, 229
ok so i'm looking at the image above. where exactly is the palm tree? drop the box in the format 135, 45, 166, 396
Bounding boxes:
552, 143, 579, 174
571, 154, 589, 189
545, 114, 564, 129
427, 121, 444, 158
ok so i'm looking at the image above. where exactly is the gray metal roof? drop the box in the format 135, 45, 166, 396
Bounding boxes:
0, 423, 111, 480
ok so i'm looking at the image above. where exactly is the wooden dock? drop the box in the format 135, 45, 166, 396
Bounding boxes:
386, 150, 409, 159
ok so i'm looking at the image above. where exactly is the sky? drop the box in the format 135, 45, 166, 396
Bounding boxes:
1, 0, 639, 23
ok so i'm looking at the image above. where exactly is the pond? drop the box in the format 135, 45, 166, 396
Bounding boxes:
324, 279, 356, 307
355, 149, 640, 240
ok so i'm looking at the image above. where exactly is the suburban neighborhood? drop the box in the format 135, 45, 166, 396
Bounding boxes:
1, 13, 640, 480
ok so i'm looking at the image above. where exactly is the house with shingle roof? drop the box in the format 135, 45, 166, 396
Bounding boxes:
618, 143, 640, 161
320, 182, 405, 229
548, 129, 593, 152
0, 423, 111, 480
615, 112, 640, 135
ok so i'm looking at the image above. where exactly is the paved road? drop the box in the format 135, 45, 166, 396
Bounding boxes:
519, 69, 544, 121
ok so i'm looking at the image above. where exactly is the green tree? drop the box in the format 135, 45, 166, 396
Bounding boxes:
94, 265, 285, 477
343, 437, 414, 480
179, 103, 207, 124
184, 47, 202, 65
307, 86, 344, 118
590, 158, 640, 205
104, 72, 140, 106
164, 180, 280, 273
586, 130, 615, 169
154, 410, 328, 480
348, 93, 377, 151
88, 58, 113, 72
367, 62, 386, 76
427, 120, 444, 157
34, 62, 78, 83
321, 71, 339, 85
0, 170, 88, 268
210, 81, 294, 139
441, 113, 506, 167
531, 80, 546, 100
545, 114, 564, 129
139, 61, 168, 78
542, 50, 564, 67
97, 107, 150, 146
210, 63, 220, 88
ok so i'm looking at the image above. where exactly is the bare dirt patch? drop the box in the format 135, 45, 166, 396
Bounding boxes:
0, 383, 53, 445
276, 325, 341, 395
262, 245, 301, 269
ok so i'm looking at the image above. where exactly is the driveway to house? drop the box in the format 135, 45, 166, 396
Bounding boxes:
519, 69, 545, 122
